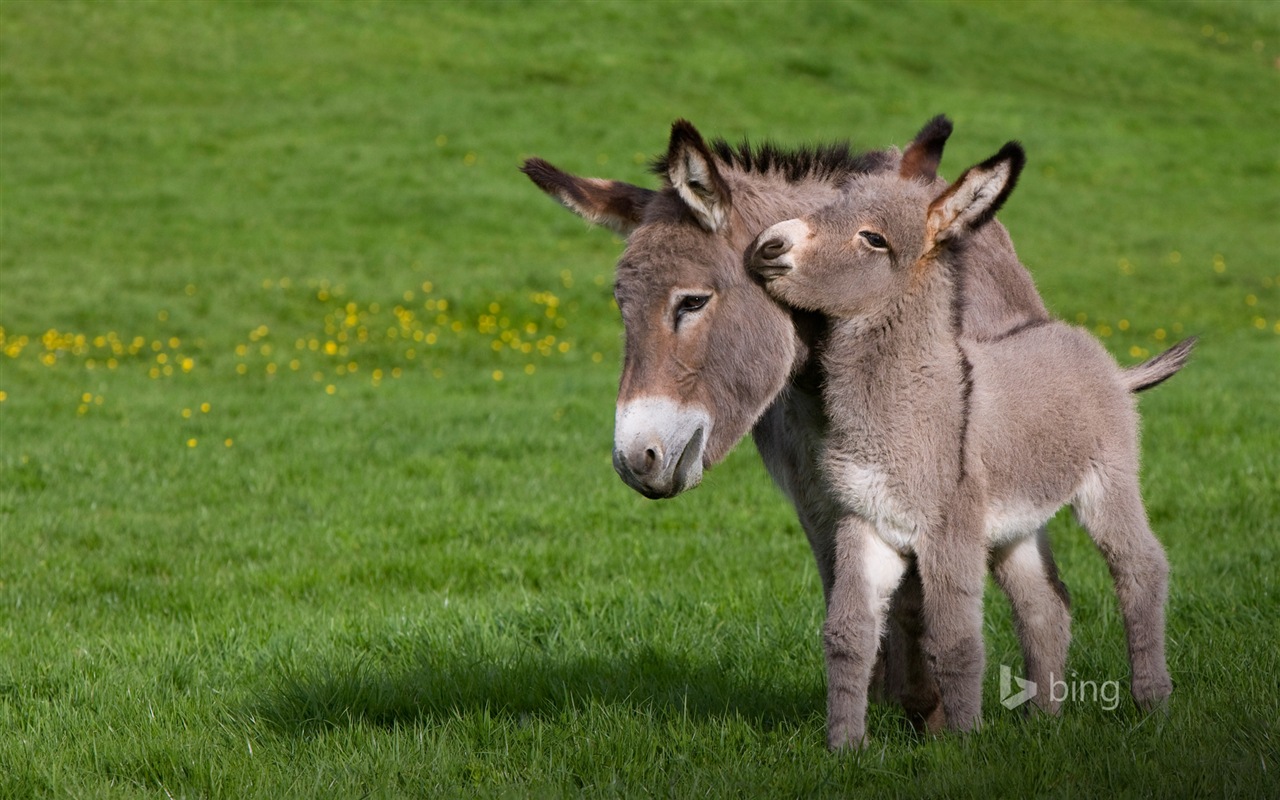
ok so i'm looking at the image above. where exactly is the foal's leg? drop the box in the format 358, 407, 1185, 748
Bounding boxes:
794, 493, 909, 713
989, 527, 1072, 714
825, 517, 907, 750
1073, 470, 1172, 710
916, 495, 988, 732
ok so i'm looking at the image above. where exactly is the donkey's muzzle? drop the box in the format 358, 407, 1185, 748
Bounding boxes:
613, 397, 710, 499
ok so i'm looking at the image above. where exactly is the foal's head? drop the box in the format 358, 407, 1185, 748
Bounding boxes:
748, 140, 1027, 323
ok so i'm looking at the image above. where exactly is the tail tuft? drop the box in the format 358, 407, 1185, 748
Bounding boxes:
1124, 337, 1198, 393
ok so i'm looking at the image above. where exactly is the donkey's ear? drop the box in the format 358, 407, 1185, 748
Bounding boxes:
662, 119, 733, 232
521, 158, 657, 236
900, 114, 953, 182
926, 141, 1025, 247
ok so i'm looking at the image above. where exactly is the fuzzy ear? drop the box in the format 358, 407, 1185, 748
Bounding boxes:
521, 158, 657, 236
900, 114, 953, 182
926, 141, 1026, 247
662, 119, 733, 232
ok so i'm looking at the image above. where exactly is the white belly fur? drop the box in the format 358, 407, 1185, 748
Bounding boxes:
833, 462, 1057, 553
831, 463, 924, 554
983, 498, 1058, 548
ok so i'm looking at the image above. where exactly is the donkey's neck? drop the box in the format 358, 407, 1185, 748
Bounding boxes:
728, 171, 850, 380
729, 174, 848, 250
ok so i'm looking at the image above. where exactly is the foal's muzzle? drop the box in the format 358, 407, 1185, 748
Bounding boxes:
746, 218, 807, 281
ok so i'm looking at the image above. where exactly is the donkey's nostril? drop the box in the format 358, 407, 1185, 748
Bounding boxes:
643, 447, 659, 469
760, 237, 790, 261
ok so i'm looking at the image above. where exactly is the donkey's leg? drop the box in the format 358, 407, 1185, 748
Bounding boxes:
1073, 470, 1172, 710
989, 528, 1072, 715
916, 495, 988, 732
886, 561, 945, 731
867, 611, 901, 707
825, 517, 907, 750
797, 514, 837, 606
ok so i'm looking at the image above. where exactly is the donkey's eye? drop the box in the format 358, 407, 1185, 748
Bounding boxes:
675, 294, 710, 319
859, 231, 888, 250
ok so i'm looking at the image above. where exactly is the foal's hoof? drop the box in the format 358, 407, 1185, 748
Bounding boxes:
827, 727, 870, 752
1132, 678, 1173, 714
942, 709, 982, 734
1134, 692, 1172, 716
1022, 697, 1062, 719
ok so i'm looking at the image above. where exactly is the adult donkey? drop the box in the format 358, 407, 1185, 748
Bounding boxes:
522, 117, 1058, 728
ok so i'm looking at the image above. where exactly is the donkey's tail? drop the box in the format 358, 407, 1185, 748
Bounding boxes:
1123, 336, 1198, 393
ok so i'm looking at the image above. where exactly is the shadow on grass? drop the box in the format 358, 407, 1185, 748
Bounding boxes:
253, 639, 826, 735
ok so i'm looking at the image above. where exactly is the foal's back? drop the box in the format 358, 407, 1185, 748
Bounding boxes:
968, 321, 1138, 516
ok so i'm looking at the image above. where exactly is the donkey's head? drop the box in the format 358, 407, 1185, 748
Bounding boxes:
523, 121, 918, 498
747, 139, 1026, 322
523, 123, 799, 497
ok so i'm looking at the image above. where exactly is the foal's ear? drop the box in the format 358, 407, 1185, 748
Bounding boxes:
521, 158, 657, 236
926, 141, 1026, 247
900, 114, 953, 182
661, 119, 733, 232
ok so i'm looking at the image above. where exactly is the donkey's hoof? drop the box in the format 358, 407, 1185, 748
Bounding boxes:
903, 697, 946, 734
919, 702, 948, 734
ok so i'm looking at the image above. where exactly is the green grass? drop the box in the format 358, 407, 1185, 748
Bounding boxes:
1, 1, 1277, 796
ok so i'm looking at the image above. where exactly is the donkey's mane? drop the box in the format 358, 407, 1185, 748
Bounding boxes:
650, 138, 892, 184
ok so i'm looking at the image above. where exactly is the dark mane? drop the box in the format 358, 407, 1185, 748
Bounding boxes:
650, 137, 892, 183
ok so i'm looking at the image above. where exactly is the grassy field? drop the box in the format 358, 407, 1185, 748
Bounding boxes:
1, 1, 1277, 796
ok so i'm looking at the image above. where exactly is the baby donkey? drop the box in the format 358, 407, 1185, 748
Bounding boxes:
747, 140, 1193, 749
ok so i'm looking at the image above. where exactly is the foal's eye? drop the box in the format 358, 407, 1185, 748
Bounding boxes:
675, 294, 710, 320
859, 230, 888, 250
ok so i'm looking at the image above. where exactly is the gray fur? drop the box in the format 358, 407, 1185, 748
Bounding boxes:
523, 118, 1058, 740
747, 141, 1189, 748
